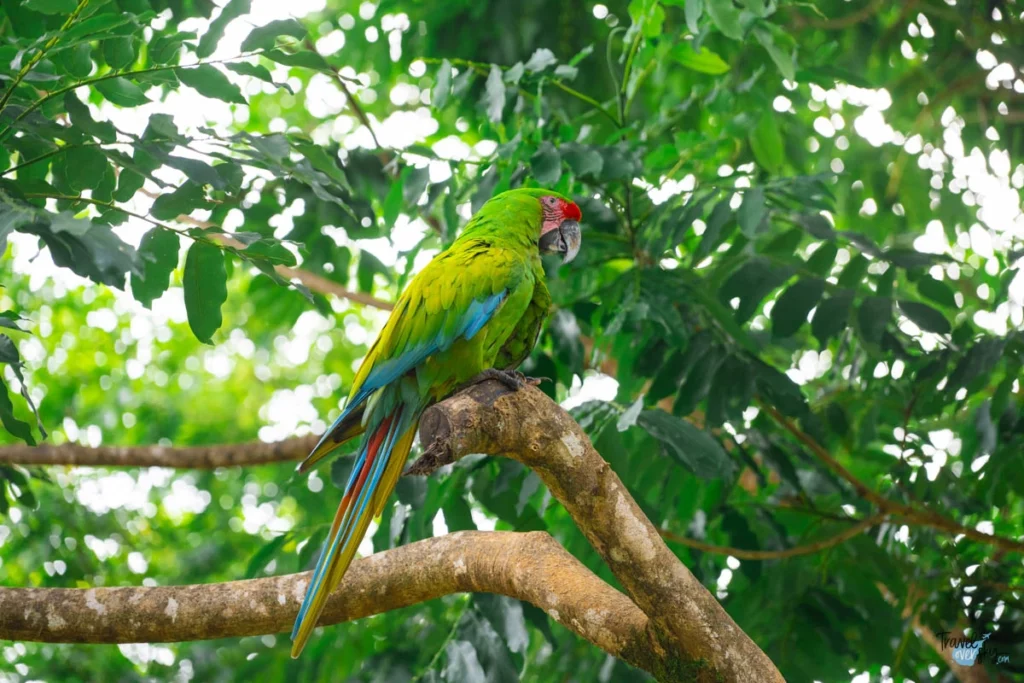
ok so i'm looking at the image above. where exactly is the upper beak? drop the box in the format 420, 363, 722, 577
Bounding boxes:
539, 220, 581, 264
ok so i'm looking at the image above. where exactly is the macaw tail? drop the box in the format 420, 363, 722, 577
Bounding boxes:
290, 404, 419, 657
297, 404, 366, 474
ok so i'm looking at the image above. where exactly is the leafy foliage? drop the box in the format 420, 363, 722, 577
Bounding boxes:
1, 0, 1022, 681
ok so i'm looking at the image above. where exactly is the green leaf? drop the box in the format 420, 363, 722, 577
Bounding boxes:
837, 253, 869, 288
55, 42, 93, 78
444, 640, 486, 682
857, 296, 892, 346
947, 339, 1005, 392
805, 243, 838, 276
240, 19, 307, 52
755, 362, 808, 418
102, 37, 136, 70
917, 276, 957, 309
753, 27, 796, 81
685, 0, 703, 34
719, 257, 793, 323
530, 142, 561, 185
94, 77, 149, 107
245, 533, 289, 579
811, 290, 854, 345
226, 62, 293, 93
705, 0, 744, 39
64, 92, 116, 143
561, 143, 603, 178
772, 278, 825, 338
737, 186, 765, 237
484, 65, 506, 124
694, 198, 733, 262
897, 300, 951, 334
638, 409, 734, 479
297, 527, 327, 570
183, 241, 228, 345
177, 65, 246, 104
433, 59, 452, 109
163, 155, 225, 190
63, 147, 109, 192
740, 0, 767, 15
131, 229, 179, 308
198, 0, 252, 58
151, 182, 211, 220
0, 314, 24, 333
403, 166, 430, 206
0, 334, 19, 365
262, 49, 330, 71
673, 42, 730, 75
30, 220, 139, 288
357, 250, 389, 293
749, 110, 784, 174
0, 378, 35, 446
58, 14, 139, 50
23, 0, 77, 14
617, 395, 645, 432
114, 168, 145, 203
149, 31, 195, 65
292, 140, 349, 190
475, 595, 529, 655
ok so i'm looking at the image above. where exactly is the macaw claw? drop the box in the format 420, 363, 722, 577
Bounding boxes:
468, 368, 545, 391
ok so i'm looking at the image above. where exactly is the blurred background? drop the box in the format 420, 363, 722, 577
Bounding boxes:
0, 0, 1022, 681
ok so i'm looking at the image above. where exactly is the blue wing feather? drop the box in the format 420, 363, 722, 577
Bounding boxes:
305, 291, 507, 463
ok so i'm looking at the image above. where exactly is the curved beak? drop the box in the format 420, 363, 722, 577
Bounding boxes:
539, 220, 581, 264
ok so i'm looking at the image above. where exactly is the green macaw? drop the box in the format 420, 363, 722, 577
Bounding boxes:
290, 187, 583, 656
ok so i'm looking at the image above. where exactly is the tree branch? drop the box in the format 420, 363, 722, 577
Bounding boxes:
658, 514, 886, 561
0, 435, 316, 469
0, 0, 90, 115
877, 583, 994, 683
0, 531, 664, 673
760, 402, 1024, 555
412, 381, 784, 682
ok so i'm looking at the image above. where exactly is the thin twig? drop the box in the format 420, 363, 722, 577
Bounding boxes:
0, 0, 91, 115
0, 52, 265, 141
659, 514, 885, 561
304, 38, 381, 149
760, 401, 1024, 554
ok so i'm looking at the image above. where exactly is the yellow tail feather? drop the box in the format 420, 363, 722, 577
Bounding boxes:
289, 425, 417, 657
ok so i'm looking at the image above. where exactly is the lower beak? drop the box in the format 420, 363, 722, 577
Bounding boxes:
539, 220, 582, 264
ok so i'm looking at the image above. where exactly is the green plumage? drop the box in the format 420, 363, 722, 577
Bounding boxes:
290, 187, 580, 657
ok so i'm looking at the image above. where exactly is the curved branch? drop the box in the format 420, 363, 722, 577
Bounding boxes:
0, 435, 316, 469
761, 402, 1024, 555
658, 514, 886, 561
0, 531, 660, 672
414, 381, 784, 682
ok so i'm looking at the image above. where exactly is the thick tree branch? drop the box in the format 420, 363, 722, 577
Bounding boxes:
413, 381, 784, 682
0, 531, 663, 673
0, 435, 317, 469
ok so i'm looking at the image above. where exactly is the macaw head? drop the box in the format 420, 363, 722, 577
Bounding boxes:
480, 187, 583, 263
536, 192, 583, 264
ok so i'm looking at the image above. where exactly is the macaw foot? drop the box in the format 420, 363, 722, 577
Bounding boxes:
468, 368, 545, 391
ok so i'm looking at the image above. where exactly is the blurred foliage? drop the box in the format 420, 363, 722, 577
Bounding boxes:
1, 0, 1024, 681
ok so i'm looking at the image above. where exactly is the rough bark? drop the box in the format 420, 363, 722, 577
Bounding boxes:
2, 381, 784, 681
0, 435, 317, 469
412, 380, 785, 682
0, 531, 661, 671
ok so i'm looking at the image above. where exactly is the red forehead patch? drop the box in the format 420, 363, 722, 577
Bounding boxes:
562, 200, 582, 222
